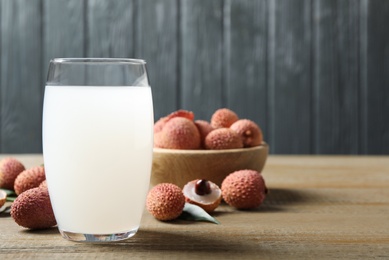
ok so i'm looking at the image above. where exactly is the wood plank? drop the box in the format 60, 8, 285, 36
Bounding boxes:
0, 0, 43, 153
87, 0, 134, 58
43, 0, 85, 76
312, 0, 360, 154
361, 0, 389, 154
180, 0, 223, 121
137, 0, 178, 121
224, 0, 268, 140
268, 0, 312, 154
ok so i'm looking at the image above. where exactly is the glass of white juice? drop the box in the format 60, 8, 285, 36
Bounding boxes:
42, 58, 154, 242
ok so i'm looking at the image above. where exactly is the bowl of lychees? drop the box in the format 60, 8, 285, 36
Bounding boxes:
151, 108, 269, 190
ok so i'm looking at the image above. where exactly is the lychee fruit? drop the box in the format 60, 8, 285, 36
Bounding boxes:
154, 110, 195, 134
10, 187, 57, 229
0, 189, 6, 208
39, 180, 48, 189
194, 120, 214, 148
211, 108, 239, 129
230, 119, 263, 147
155, 117, 201, 149
0, 157, 26, 190
183, 179, 222, 213
205, 128, 243, 150
146, 183, 186, 221
14, 166, 46, 195
221, 170, 267, 209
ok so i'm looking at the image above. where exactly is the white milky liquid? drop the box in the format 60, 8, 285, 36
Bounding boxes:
42, 85, 153, 234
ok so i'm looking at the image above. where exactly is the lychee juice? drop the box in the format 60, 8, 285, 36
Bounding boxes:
42, 85, 154, 235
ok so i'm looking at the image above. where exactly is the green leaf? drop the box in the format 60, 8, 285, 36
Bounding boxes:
6, 197, 16, 202
0, 188, 16, 197
179, 203, 220, 224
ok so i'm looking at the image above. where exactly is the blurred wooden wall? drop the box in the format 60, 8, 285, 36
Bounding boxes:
0, 0, 388, 154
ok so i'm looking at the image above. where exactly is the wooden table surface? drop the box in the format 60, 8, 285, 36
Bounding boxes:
1, 154, 388, 259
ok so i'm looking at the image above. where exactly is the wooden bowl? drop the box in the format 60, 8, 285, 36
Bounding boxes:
151, 142, 269, 188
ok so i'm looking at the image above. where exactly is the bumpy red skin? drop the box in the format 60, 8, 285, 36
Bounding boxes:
10, 187, 57, 229
221, 170, 267, 209
211, 108, 239, 129
155, 117, 201, 149
154, 110, 195, 134
146, 183, 185, 221
0, 157, 26, 190
14, 166, 46, 195
194, 120, 214, 148
230, 119, 263, 147
205, 128, 243, 150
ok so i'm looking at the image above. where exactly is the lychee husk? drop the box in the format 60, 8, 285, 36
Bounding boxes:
0, 157, 26, 190
10, 187, 56, 229
230, 119, 263, 147
146, 183, 185, 221
14, 166, 46, 195
205, 128, 243, 150
221, 169, 267, 209
183, 179, 222, 213
211, 108, 239, 129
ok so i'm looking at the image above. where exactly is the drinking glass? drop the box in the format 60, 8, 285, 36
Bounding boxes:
42, 58, 154, 242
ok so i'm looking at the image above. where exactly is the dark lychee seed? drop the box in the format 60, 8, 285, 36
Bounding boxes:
195, 179, 211, 195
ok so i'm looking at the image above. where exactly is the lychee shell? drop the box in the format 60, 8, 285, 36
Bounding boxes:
146, 183, 185, 221
221, 170, 267, 209
14, 166, 46, 195
156, 117, 201, 149
183, 180, 222, 213
0, 157, 26, 190
194, 120, 214, 148
205, 128, 243, 150
10, 187, 57, 229
230, 119, 263, 147
211, 108, 239, 128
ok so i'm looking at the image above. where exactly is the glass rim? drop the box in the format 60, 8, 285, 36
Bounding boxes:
50, 58, 146, 65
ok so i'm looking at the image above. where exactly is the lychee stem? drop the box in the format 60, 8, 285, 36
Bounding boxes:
195, 179, 211, 195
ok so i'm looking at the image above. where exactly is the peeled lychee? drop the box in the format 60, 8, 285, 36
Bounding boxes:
146, 183, 185, 221
10, 187, 56, 229
183, 179, 222, 213
211, 108, 239, 129
14, 166, 46, 195
155, 117, 201, 149
221, 170, 267, 209
194, 120, 214, 148
230, 119, 263, 147
0, 157, 26, 190
0, 189, 6, 208
205, 128, 243, 150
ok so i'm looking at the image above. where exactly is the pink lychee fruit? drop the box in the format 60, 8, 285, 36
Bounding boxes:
221, 170, 267, 209
154, 110, 195, 134
146, 183, 186, 221
230, 119, 263, 147
205, 128, 243, 150
211, 108, 239, 129
155, 117, 201, 149
0, 157, 26, 190
194, 120, 214, 148
14, 166, 46, 195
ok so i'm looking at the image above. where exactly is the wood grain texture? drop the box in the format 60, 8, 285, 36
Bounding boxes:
361, 0, 389, 154
180, 0, 224, 120
138, 0, 179, 120
313, 0, 360, 154
224, 0, 268, 139
43, 0, 85, 75
87, 0, 134, 58
0, 0, 43, 153
268, 0, 312, 154
1, 155, 389, 259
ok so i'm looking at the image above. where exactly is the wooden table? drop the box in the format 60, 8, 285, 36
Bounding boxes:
1, 155, 388, 259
